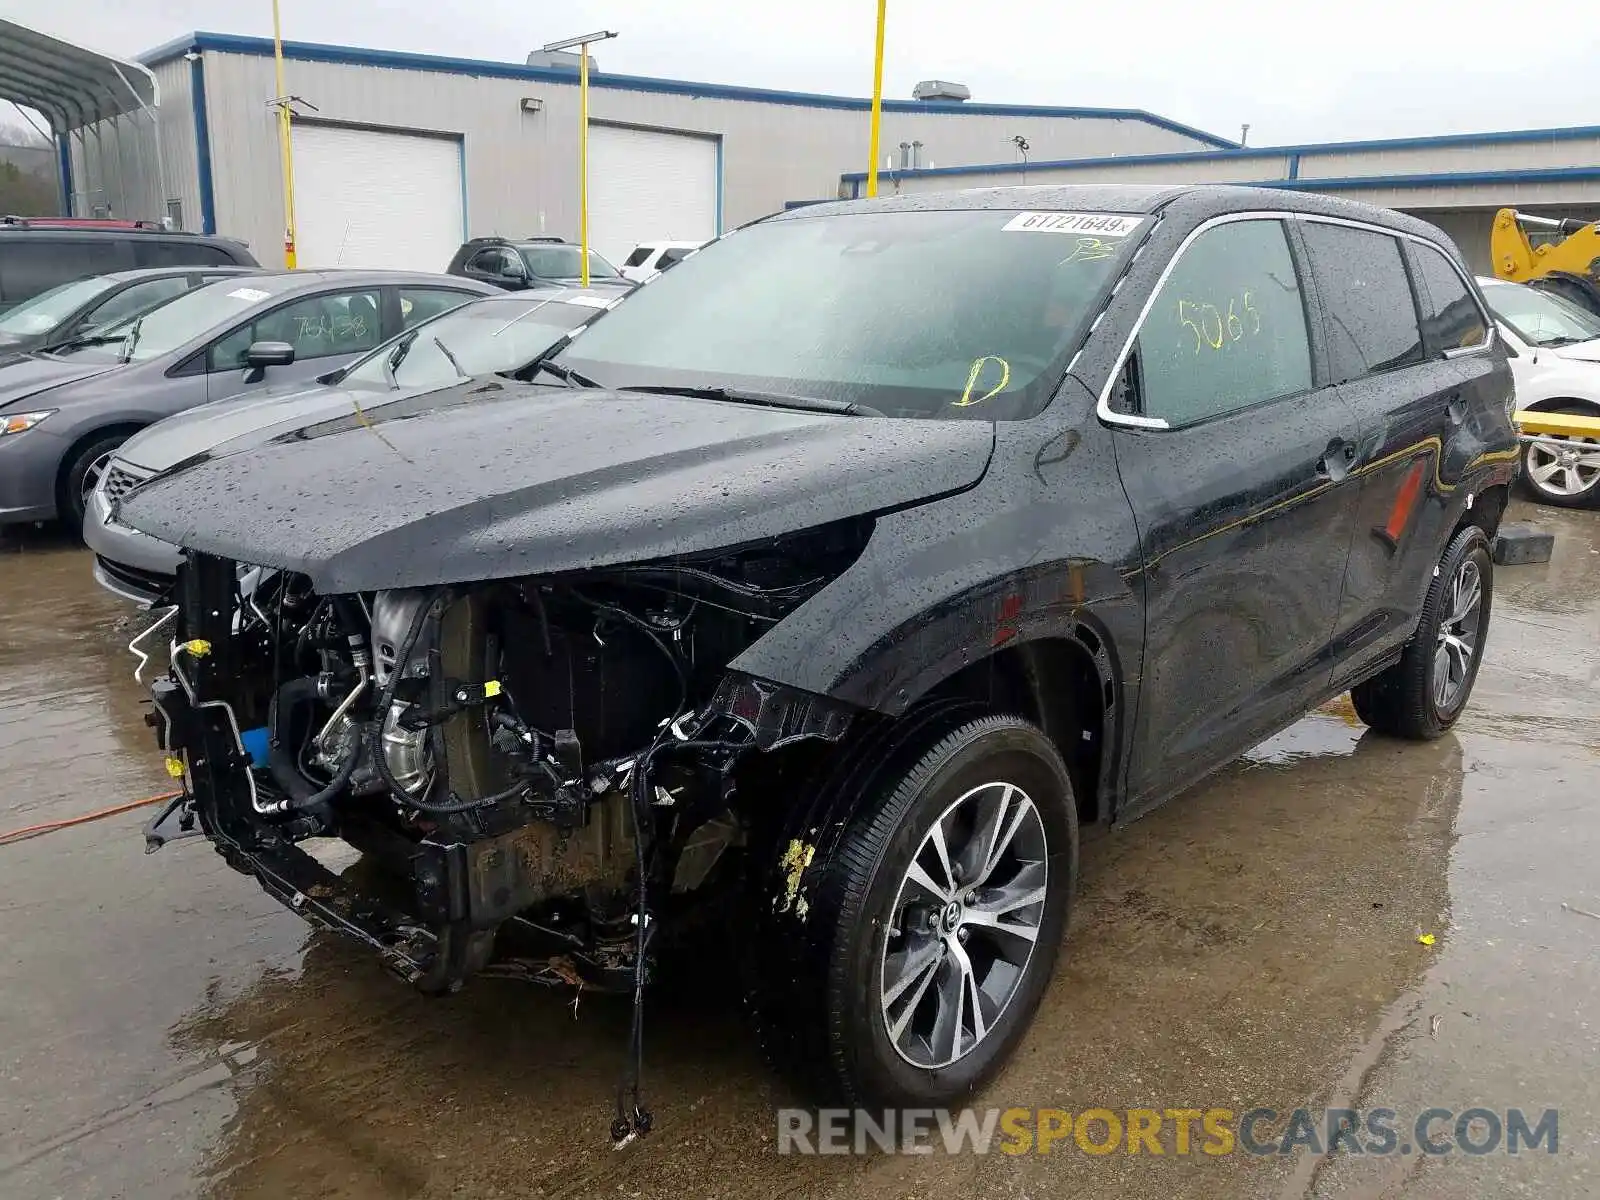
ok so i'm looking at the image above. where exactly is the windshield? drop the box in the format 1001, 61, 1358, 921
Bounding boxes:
342, 295, 598, 389
556, 208, 1143, 419
50, 276, 297, 363
1485, 282, 1600, 346
0, 275, 112, 336
521, 245, 621, 280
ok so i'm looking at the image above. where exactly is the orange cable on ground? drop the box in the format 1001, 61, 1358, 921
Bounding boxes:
0, 791, 181, 846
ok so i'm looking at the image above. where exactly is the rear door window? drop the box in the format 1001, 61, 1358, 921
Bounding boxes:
1134, 218, 1314, 426
399, 287, 474, 329
1408, 242, 1488, 356
1299, 222, 1424, 382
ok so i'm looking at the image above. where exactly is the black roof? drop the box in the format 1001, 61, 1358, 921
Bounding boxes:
773, 183, 1449, 243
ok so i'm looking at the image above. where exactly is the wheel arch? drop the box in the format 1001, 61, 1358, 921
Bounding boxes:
911, 628, 1121, 827
53, 420, 146, 505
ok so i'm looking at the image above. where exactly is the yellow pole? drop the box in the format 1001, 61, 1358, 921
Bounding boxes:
579, 43, 591, 288
271, 0, 298, 268
866, 0, 886, 198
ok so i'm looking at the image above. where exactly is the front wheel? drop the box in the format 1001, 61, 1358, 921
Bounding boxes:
755, 714, 1078, 1106
1352, 525, 1493, 739
58, 431, 133, 538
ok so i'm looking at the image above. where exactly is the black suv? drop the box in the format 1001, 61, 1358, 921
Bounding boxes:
123, 185, 1517, 1130
445, 235, 631, 292
0, 218, 258, 314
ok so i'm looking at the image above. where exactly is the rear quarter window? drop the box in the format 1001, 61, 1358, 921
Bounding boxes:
1408, 242, 1488, 356
135, 240, 240, 269
1299, 222, 1425, 382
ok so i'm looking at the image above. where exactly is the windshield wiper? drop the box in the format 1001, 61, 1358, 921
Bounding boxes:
617, 384, 882, 417
432, 336, 469, 380
383, 329, 422, 386
118, 316, 145, 364
1536, 334, 1585, 347
50, 331, 127, 352
524, 358, 602, 387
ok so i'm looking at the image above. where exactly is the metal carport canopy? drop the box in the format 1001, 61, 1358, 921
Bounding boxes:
0, 19, 158, 132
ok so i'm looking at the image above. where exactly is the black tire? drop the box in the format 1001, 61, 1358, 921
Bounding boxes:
1519, 403, 1600, 509
1352, 525, 1493, 740
751, 713, 1078, 1107
57, 430, 133, 538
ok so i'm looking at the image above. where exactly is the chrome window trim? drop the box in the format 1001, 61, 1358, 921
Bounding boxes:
1095, 210, 1495, 431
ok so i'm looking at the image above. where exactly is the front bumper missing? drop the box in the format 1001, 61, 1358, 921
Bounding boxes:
145, 553, 563, 993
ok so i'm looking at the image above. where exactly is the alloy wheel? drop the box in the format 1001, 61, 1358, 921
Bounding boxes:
879, 780, 1048, 1069
1526, 436, 1600, 499
1434, 556, 1483, 712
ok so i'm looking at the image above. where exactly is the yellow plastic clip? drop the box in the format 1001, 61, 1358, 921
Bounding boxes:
180, 638, 212, 658
164, 756, 186, 779
953, 356, 1011, 407
483, 680, 503, 698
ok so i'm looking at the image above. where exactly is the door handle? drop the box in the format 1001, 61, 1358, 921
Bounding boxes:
1317, 438, 1356, 482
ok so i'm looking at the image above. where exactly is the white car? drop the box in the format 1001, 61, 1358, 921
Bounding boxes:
1478, 276, 1600, 508
618, 240, 706, 283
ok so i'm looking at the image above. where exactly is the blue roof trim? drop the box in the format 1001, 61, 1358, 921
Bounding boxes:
137, 31, 1232, 147
1257, 166, 1600, 191
839, 122, 1600, 182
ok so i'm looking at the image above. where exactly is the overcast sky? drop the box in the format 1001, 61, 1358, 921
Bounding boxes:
9, 0, 1600, 147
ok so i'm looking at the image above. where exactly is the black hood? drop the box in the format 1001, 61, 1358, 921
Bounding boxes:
119, 382, 994, 593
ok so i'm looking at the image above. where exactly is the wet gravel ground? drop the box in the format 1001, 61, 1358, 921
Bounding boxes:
1, 500, 1597, 1200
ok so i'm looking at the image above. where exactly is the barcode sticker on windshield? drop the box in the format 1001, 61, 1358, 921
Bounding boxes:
227, 287, 272, 302
1002, 212, 1143, 237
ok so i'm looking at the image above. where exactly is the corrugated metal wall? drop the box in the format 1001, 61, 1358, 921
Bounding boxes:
61, 58, 195, 227
149, 56, 200, 231
192, 49, 1218, 264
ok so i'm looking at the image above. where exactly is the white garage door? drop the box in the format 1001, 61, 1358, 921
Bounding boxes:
588, 125, 718, 267
292, 124, 464, 271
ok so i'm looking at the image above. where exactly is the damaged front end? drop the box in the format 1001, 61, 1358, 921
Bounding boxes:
140, 523, 865, 1012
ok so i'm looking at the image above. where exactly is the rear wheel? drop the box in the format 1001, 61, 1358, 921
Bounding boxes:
1520, 403, 1600, 509
1352, 525, 1493, 740
752, 713, 1078, 1106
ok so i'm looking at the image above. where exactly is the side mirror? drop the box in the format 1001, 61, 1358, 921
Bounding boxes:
245, 340, 296, 368
499, 259, 529, 285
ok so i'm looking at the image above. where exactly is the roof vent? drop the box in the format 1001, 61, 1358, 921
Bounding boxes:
912, 80, 970, 102
526, 49, 598, 72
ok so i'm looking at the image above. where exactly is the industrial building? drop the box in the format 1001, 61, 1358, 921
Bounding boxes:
121, 31, 1230, 270
840, 127, 1600, 273
10, 20, 1600, 276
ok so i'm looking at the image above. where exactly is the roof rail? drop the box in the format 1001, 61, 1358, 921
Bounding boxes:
1, 215, 170, 232
464, 234, 569, 245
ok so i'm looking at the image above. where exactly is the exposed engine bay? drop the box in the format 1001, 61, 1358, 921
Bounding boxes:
138, 524, 868, 1135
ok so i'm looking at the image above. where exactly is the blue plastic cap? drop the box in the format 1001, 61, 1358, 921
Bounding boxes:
240, 726, 271, 769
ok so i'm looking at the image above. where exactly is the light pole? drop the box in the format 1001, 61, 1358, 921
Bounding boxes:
866, 0, 887, 198
542, 30, 618, 287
